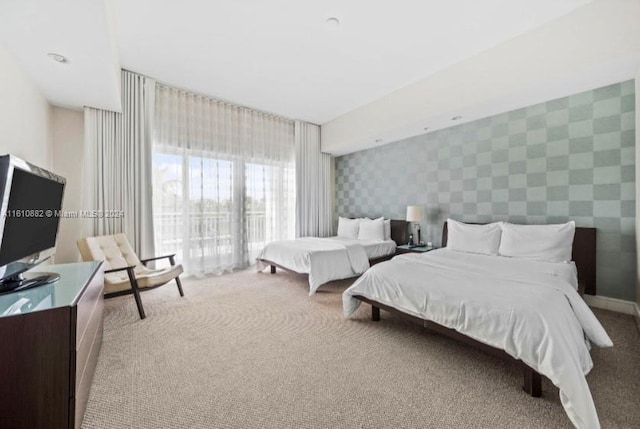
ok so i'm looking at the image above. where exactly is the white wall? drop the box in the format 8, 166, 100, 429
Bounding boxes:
0, 46, 52, 167
322, 0, 640, 155
52, 107, 85, 263
0, 47, 86, 265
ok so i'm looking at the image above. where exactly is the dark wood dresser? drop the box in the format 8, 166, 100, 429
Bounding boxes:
0, 261, 104, 429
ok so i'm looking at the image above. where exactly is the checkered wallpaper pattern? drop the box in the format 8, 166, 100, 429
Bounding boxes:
335, 80, 636, 300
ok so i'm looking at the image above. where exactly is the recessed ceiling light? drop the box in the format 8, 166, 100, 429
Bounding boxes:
325, 17, 340, 27
375, 138, 383, 143
47, 53, 70, 64
452, 116, 463, 121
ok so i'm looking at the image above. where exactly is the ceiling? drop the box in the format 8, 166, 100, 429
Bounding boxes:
322, 0, 640, 155
0, 0, 593, 123
0, 0, 121, 112
112, 0, 593, 123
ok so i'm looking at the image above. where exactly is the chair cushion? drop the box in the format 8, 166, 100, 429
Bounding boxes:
78, 233, 184, 295
104, 264, 184, 294
78, 233, 141, 270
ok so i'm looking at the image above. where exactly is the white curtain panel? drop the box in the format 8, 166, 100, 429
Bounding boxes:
153, 84, 295, 276
295, 121, 333, 237
318, 152, 333, 237
82, 70, 155, 258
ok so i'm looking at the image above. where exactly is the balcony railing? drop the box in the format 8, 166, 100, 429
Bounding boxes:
154, 211, 266, 258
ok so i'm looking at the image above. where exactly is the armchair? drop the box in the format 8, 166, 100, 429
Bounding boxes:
77, 233, 184, 319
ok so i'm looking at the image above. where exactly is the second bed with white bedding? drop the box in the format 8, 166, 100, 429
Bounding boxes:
257, 237, 397, 294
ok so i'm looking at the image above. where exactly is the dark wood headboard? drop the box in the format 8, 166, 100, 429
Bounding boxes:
441, 221, 596, 295
390, 220, 408, 245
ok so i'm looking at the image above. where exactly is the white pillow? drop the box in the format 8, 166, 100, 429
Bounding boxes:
383, 219, 391, 241
337, 217, 360, 239
358, 217, 385, 241
499, 221, 575, 263
446, 219, 503, 256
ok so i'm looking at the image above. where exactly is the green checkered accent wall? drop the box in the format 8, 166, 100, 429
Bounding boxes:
335, 80, 636, 300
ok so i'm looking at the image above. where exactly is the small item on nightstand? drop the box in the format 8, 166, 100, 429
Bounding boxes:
408, 233, 414, 246
396, 244, 438, 254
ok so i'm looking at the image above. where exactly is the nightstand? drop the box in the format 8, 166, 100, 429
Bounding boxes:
396, 244, 438, 255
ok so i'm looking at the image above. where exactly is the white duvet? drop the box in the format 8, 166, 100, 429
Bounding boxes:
343, 249, 612, 429
257, 237, 396, 294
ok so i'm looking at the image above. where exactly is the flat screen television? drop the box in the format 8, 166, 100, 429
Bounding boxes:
0, 155, 66, 295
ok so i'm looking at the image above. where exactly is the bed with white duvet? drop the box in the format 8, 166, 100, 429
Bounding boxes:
257, 236, 396, 294
257, 217, 405, 294
343, 220, 612, 429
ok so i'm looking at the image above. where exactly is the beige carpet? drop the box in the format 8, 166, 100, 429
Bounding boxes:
82, 268, 640, 429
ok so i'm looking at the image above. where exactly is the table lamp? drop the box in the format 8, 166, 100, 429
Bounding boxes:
406, 205, 422, 247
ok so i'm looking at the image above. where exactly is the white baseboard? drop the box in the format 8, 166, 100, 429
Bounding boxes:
582, 294, 637, 315
584, 295, 640, 332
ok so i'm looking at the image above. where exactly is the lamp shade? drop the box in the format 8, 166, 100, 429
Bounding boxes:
406, 205, 422, 222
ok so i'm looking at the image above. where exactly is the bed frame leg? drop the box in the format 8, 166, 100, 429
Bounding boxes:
523, 367, 542, 397
270, 265, 276, 274
372, 305, 380, 322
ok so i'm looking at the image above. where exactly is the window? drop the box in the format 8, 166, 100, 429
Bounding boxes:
152, 84, 295, 275
152, 149, 294, 275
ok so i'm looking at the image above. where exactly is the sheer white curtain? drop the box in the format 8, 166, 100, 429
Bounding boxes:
318, 152, 333, 236
153, 84, 295, 276
82, 70, 156, 258
295, 121, 333, 237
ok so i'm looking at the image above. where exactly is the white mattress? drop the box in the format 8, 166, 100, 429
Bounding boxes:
343, 249, 612, 429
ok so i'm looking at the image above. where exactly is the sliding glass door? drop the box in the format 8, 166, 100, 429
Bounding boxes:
152, 83, 295, 276
152, 149, 294, 275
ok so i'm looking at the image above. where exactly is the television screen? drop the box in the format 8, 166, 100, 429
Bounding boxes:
0, 167, 65, 266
